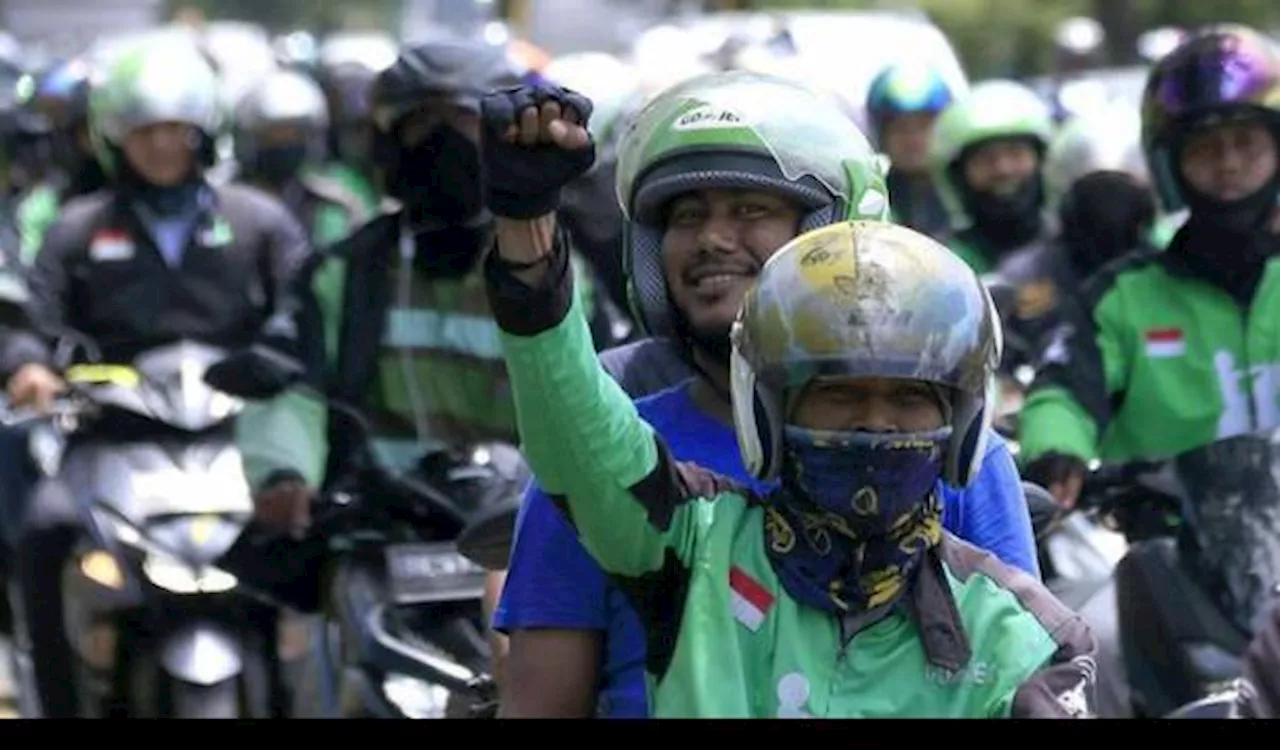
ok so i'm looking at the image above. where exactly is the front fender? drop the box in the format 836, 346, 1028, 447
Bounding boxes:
159, 623, 243, 686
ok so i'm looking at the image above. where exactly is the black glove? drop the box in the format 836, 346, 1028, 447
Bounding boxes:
480, 83, 596, 220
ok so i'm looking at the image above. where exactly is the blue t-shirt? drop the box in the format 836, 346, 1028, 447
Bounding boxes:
493, 380, 1038, 718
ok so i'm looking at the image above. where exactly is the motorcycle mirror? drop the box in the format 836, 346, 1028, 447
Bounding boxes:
455, 499, 519, 572
52, 329, 102, 370
203, 346, 305, 400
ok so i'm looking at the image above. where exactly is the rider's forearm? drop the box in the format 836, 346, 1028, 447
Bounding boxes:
484, 228, 690, 576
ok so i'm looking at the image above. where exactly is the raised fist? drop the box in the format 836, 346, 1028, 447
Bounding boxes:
480, 84, 596, 220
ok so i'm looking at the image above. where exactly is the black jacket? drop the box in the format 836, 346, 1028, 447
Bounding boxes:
0, 182, 311, 377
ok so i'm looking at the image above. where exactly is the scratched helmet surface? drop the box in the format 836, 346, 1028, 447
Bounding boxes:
730, 220, 1002, 487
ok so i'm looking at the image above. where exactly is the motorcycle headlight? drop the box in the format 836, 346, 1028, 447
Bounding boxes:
141, 555, 237, 594
382, 673, 451, 719
78, 550, 125, 590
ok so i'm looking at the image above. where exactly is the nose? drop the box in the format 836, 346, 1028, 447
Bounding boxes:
695, 209, 739, 254
850, 399, 898, 433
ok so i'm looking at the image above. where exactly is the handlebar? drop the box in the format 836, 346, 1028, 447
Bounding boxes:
1079, 458, 1171, 502
0, 391, 96, 431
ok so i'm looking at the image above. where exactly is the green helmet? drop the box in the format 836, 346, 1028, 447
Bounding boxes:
89, 34, 222, 176
615, 70, 891, 340
927, 79, 1055, 231
1044, 104, 1146, 207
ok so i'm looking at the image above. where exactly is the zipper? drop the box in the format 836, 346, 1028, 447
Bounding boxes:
1240, 301, 1259, 430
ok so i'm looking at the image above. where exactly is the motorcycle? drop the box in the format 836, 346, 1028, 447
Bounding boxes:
1081, 431, 1280, 718
1025, 481, 1130, 718
5, 340, 295, 718
309, 401, 526, 718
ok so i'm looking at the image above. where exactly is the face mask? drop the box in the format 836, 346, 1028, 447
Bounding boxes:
1181, 177, 1280, 235
783, 426, 948, 535
964, 177, 1044, 245
389, 126, 485, 225
761, 426, 948, 615
254, 143, 309, 187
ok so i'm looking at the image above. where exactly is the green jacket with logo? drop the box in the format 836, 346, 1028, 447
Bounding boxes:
484, 240, 1097, 718
1018, 249, 1280, 465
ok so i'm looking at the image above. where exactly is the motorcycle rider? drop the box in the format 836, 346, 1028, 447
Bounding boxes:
494, 73, 1040, 717
284, 36, 626, 693
989, 106, 1157, 374
929, 79, 1057, 275
1018, 24, 1280, 510
16, 57, 113, 263
232, 69, 374, 252
314, 38, 394, 209
0, 36, 319, 718
479, 81, 1097, 717
864, 62, 956, 238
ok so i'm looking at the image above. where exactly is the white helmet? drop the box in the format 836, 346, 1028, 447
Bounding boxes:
1044, 103, 1147, 205
543, 52, 642, 144
233, 69, 330, 176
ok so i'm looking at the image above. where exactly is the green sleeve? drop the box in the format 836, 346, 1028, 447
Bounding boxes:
498, 278, 699, 577
1017, 287, 1132, 465
17, 185, 59, 266
323, 163, 380, 214
235, 387, 329, 489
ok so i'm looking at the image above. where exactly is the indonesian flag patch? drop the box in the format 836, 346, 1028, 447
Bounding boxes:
88, 229, 135, 262
730, 566, 774, 632
1145, 328, 1186, 359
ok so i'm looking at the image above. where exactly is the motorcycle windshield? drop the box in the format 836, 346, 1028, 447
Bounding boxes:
85, 342, 242, 431
1171, 432, 1280, 635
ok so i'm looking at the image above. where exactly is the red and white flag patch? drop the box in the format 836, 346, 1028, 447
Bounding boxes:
1145, 328, 1185, 359
89, 229, 135, 262
730, 566, 774, 632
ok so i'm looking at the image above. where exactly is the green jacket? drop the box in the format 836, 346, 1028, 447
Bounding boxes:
486, 242, 1097, 718
16, 182, 61, 265
1018, 251, 1280, 465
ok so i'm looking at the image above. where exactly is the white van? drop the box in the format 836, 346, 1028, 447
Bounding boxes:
632, 9, 970, 130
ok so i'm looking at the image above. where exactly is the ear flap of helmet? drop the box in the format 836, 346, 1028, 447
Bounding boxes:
943, 284, 1001, 488
944, 386, 992, 488
623, 221, 672, 338
730, 339, 784, 481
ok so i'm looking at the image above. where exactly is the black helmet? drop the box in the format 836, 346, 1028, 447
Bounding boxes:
371, 35, 522, 138
1141, 25, 1280, 225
